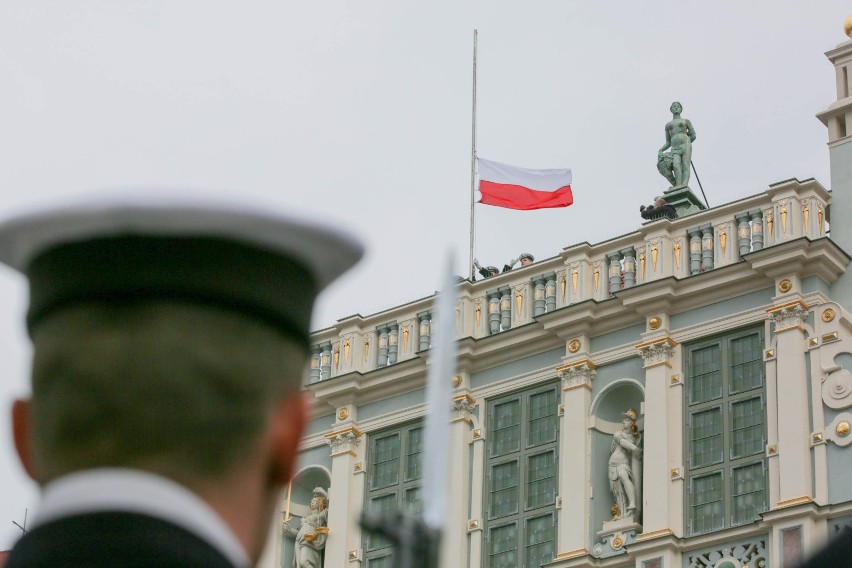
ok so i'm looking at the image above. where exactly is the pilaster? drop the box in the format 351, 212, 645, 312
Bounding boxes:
555, 357, 595, 556
636, 334, 680, 537
766, 299, 814, 507
442, 392, 476, 568
324, 423, 365, 566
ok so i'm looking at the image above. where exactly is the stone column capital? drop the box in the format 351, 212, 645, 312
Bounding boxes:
324, 426, 364, 457
451, 394, 477, 424
557, 359, 597, 391
636, 337, 677, 369
766, 300, 808, 333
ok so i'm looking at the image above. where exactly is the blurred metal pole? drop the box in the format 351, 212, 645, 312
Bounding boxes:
468, 30, 478, 280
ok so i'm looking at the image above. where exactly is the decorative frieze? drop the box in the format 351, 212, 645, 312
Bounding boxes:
324, 426, 363, 457
557, 359, 597, 390
636, 337, 676, 369
766, 300, 808, 333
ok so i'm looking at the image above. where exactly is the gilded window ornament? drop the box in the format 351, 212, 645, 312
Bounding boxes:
334, 347, 340, 370
673, 242, 681, 269
767, 213, 773, 235
781, 205, 788, 233
364, 338, 370, 362
534, 288, 544, 300
561, 276, 567, 301
719, 228, 727, 255
803, 203, 809, 230
402, 328, 409, 352
822, 307, 837, 322
838, 422, 851, 438
594, 267, 600, 291
500, 298, 510, 311
489, 302, 498, 314
778, 279, 793, 293
337, 407, 350, 420
475, 303, 482, 327
453, 374, 462, 388
571, 270, 578, 294
568, 339, 581, 353
516, 290, 523, 316
690, 241, 700, 254
739, 225, 750, 239
344, 339, 351, 362
651, 245, 659, 272
639, 252, 646, 276
311, 357, 319, 369
320, 352, 330, 367
648, 316, 661, 330
378, 335, 388, 348
818, 207, 824, 234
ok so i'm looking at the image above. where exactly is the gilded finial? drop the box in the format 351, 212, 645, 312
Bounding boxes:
845, 15, 852, 38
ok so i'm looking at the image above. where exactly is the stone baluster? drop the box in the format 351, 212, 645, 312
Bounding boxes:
621, 247, 636, 288
499, 286, 512, 331
749, 209, 764, 251
309, 345, 321, 383
319, 341, 332, 380
387, 322, 399, 365
688, 228, 702, 275
487, 290, 501, 335
532, 275, 546, 316
700, 223, 714, 271
607, 252, 622, 295
376, 324, 390, 367
735, 213, 751, 257
417, 311, 431, 351
544, 272, 557, 313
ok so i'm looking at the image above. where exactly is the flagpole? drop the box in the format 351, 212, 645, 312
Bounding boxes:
468, 29, 478, 281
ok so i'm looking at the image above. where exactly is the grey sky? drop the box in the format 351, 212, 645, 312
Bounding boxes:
0, 0, 848, 549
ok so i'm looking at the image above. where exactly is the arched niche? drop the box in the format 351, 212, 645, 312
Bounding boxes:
591, 378, 645, 432
280, 466, 331, 568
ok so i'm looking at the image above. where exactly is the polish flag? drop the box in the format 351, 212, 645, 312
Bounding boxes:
477, 158, 573, 211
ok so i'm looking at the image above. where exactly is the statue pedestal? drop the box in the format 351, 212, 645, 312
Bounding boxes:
662, 185, 706, 218
592, 517, 642, 559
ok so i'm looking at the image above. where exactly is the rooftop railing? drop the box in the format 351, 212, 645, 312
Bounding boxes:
307, 178, 830, 383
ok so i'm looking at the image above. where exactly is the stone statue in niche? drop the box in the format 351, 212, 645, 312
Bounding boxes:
657, 101, 696, 189
608, 409, 642, 521
283, 487, 329, 568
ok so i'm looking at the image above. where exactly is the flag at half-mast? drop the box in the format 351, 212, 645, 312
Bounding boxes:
477, 158, 573, 210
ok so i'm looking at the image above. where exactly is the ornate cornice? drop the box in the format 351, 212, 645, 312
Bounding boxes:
452, 394, 477, 423
766, 300, 809, 333
324, 426, 363, 457
636, 337, 677, 368
557, 359, 597, 391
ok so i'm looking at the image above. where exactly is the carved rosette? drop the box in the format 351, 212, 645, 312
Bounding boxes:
452, 394, 477, 423
324, 427, 363, 457
636, 338, 676, 369
557, 360, 597, 390
767, 301, 808, 333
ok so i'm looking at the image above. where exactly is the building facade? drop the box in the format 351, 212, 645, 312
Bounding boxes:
260, 26, 852, 568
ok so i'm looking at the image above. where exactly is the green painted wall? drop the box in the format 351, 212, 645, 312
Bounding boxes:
470, 347, 564, 389
670, 288, 773, 330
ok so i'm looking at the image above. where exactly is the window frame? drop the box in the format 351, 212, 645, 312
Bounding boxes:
483, 381, 559, 568
684, 326, 767, 536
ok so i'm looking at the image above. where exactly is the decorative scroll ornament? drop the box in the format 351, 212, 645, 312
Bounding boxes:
822, 369, 852, 410
637, 339, 675, 367
558, 361, 597, 389
451, 394, 477, 422
325, 427, 363, 456
686, 538, 767, 568
767, 302, 807, 332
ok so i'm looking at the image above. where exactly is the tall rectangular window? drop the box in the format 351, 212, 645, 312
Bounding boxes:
685, 327, 767, 535
363, 422, 423, 564
485, 383, 559, 568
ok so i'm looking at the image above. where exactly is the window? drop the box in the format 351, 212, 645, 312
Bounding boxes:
363, 422, 424, 564
485, 383, 559, 568
685, 328, 767, 535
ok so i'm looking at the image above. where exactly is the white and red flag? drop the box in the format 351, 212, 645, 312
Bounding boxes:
477, 158, 573, 210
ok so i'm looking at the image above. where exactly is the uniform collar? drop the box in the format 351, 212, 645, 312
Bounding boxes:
33, 468, 250, 568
